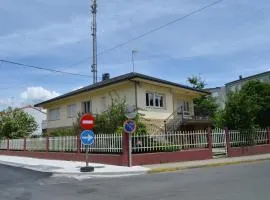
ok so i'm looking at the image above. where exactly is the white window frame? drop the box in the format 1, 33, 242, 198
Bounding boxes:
48, 108, 60, 121
146, 92, 165, 108
67, 104, 77, 118
183, 101, 190, 116
82, 101, 91, 114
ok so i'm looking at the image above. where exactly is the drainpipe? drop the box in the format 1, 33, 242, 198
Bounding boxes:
134, 81, 138, 109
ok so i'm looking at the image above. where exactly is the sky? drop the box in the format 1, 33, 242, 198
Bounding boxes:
0, 0, 270, 109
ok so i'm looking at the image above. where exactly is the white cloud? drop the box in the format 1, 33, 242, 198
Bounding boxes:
20, 87, 60, 101
72, 86, 84, 91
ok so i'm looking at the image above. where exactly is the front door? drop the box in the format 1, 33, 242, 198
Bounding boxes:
176, 99, 190, 117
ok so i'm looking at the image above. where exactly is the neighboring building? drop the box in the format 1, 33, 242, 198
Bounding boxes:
19, 105, 47, 135
225, 71, 270, 93
207, 71, 270, 109
35, 72, 211, 132
206, 86, 226, 109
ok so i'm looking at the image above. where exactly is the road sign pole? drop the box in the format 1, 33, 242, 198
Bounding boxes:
128, 133, 132, 167
80, 130, 95, 173
123, 119, 136, 167
86, 145, 89, 167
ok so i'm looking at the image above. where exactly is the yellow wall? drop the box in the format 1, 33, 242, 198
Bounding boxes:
46, 81, 135, 129
44, 80, 200, 130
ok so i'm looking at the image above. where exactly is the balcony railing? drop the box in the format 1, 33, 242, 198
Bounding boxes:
164, 106, 211, 132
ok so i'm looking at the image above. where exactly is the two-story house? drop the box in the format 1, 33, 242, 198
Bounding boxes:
225, 71, 270, 93
208, 71, 270, 109
35, 72, 211, 133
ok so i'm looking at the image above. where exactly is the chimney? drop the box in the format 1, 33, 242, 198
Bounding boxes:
102, 73, 110, 81
239, 75, 243, 80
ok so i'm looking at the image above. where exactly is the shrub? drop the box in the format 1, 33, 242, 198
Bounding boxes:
47, 128, 75, 137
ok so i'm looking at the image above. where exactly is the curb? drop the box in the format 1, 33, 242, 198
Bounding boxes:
148, 158, 270, 174
0, 160, 149, 178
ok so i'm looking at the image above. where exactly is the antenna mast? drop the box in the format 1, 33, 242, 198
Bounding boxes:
91, 0, 98, 84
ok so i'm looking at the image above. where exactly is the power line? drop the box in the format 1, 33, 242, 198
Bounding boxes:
0, 0, 223, 77
67, 0, 224, 67
0, 59, 94, 78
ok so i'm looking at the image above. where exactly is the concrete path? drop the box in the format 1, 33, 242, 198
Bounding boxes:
145, 153, 270, 173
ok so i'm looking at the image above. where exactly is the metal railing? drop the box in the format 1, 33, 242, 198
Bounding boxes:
164, 107, 183, 133
81, 134, 122, 153
0, 133, 122, 153
229, 129, 268, 147
132, 130, 209, 153
0, 139, 7, 150
9, 138, 24, 150
26, 137, 47, 151
49, 136, 77, 152
212, 129, 226, 148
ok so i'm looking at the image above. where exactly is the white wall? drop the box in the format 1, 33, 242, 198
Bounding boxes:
22, 107, 46, 135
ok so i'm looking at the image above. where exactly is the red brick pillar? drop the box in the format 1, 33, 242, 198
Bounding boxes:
121, 132, 129, 166
46, 136, 50, 152
267, 127, 270, 144
7, 138, 9, 151
224, 127, 231, 157
207, 127, 212, 152
23, 138, 26, 151
77, 133, 81, 154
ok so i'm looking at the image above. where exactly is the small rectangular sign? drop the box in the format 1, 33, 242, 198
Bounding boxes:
82, 120, 93, 124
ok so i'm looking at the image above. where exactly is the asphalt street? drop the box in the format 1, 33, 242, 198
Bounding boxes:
1, 160, 270, 200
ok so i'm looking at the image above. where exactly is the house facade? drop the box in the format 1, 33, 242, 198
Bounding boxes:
206, 86, 226, 109
225, 71, 270, 93
35, 73, 210, 132
208, 71, 270, 109
19, 105, 47, 135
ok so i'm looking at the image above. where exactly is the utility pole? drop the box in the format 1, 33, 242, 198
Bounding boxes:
91, 0, 98, 84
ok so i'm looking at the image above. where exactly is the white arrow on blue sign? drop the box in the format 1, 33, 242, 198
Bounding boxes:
80, 130, 95, 145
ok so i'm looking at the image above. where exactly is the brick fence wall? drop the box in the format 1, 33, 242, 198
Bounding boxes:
225, 127, 270, 157
0, 131, 213, 166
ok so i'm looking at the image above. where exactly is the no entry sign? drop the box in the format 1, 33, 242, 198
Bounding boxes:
80, 114, 95, 130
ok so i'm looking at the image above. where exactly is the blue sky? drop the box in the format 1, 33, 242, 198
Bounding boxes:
0, 0, 270, 109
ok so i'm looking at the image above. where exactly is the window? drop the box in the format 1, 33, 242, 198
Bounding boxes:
48, 108, 60, 121
146, 92, 165, 108
67, 104, 77, 118
183, 101, 190, 115
101, 96, 107, 112
82, 101, 91, 114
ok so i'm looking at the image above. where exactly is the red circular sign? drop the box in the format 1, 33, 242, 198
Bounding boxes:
80, 114, 95, 130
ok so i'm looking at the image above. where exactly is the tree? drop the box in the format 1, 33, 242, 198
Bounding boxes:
187, 75, 218, 118
223, 80, 270, 129
0, 107, 38, 138
187, 75, 206, 89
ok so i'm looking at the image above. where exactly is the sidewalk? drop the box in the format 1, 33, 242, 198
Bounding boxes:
145, 153, 270, 173
0, 155, 149, 179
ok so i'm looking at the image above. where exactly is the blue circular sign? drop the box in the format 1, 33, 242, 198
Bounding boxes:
123, 120, 137, 134
80, 130, 95, 145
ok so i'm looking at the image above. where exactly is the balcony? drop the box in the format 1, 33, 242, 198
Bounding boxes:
181, 115, 212, 125
164, 107, 212, 132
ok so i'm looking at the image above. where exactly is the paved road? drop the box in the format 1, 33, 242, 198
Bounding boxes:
1, 160, 270, 200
